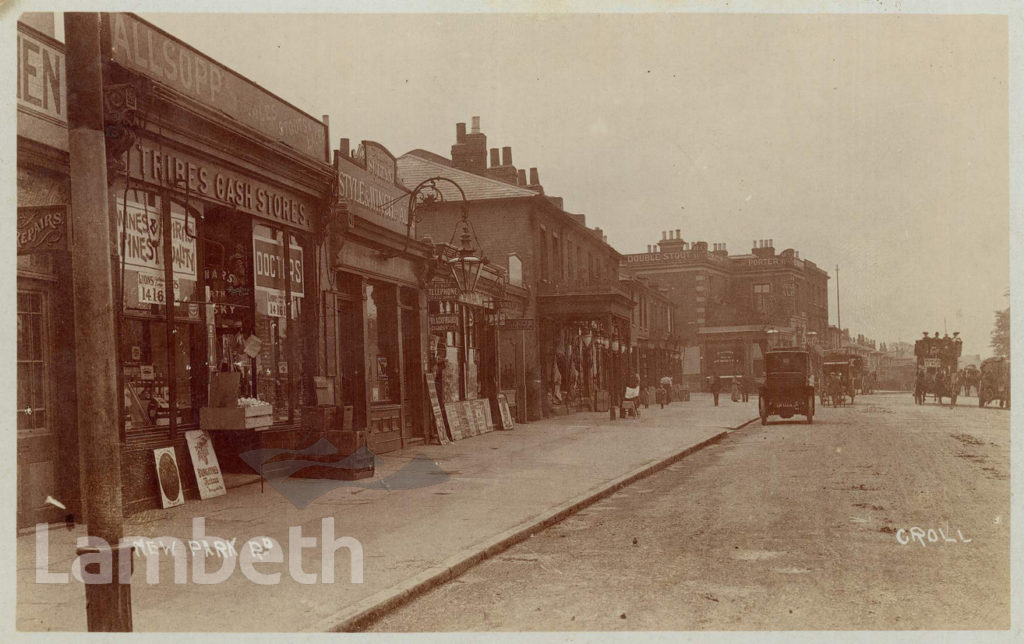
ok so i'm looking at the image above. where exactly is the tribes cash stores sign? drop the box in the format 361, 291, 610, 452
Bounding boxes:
105, 13, 326, 162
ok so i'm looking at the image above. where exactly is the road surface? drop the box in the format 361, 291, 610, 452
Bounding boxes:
365, 393, 1010, 631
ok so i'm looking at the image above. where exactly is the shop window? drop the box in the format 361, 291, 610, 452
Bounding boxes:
367, 282, 400, 404
117, 192, 203, 433
250, 223, 309, 422
17, 291, 48, 432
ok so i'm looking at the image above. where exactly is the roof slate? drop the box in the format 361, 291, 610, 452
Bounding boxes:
398, 151, 541, 202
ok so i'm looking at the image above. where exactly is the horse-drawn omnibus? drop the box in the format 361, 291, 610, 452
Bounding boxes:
913, 331, 962, 405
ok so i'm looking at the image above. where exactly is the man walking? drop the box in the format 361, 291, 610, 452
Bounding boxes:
711, 373, 721, 407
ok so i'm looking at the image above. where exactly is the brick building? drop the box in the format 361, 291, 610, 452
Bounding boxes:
398, 118, 633, 419
622, 234, 829, 388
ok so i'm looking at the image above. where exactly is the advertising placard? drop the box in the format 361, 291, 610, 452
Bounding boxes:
424, 376, 449, 445
153, 447, 185, 509
185, 430, 226, 500
253, 233, 304, 318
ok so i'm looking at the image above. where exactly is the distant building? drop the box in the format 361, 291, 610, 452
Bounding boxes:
621, 235, 829, 386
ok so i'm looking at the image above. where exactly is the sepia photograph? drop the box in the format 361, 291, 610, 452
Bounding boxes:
8, 0, 1019, 638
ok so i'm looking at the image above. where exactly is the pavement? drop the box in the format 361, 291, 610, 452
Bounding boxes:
17, 393, 756, 632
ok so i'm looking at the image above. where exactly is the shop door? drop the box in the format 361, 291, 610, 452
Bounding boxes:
401, 306, 423, 442
335, 295, 366, 431
17, 289, 62, 527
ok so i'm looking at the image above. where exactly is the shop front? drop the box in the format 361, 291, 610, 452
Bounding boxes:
101, 13, 334, 512
324, 140, 433, 454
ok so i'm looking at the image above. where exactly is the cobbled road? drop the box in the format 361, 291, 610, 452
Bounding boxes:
365, 393, 1010, 631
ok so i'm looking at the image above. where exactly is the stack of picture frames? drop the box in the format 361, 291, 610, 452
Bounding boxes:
425, 374, 513, 444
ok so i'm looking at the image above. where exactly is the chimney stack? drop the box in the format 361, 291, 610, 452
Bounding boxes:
675, 228, 681, 239
502, 146, 512, 166
517, 169, 527, 185
489, 148, 500, 167
456, 122, 466, 143
471, 116, 481, 133
662, 231, 667, 240
529, 167, 540, 185
338, 138, 350, 158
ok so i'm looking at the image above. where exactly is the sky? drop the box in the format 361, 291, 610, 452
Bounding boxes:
39, 6, 1012, 357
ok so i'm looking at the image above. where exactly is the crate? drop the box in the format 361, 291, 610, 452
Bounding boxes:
303, 406, 337, 433
200, 404, 273, 430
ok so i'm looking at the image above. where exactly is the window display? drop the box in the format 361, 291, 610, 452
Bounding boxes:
366, 282, 399, 404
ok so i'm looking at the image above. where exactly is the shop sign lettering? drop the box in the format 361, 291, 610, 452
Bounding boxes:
17, 205, 67, 254
131, 142, 314, 231
429, 313, 459, 332
625, 250, 727, 265
336, 153, 409, 234
106, 13, 326, 161
266, 293, 302, 319
743, 258, 783, 267
137, 273, 182, 305
116, 199, 197, 278
252, 235, 304, 296
500, 318, 535, 331
17, 25, 65, 124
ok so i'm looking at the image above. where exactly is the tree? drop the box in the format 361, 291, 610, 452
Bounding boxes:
990, 307, 1010, 358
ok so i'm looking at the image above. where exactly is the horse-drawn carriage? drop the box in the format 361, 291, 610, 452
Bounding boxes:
978, 357, 1010, 409
913, 331, 962, 406
821, 351, 862, 406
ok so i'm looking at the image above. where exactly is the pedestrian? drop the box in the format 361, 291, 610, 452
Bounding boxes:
741, 374, 750, 402
731, 376, 740, 402
711, 374, 721, 406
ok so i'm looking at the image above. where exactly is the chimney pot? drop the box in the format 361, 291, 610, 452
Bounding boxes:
502, 146, 512, 166
471, 116, 480, 133
661, 231, 666, 240
529, 167, 539, 185
456, 122, 466, 142
675, 228, 681, 239
517, 169, 527, 185
489, 148, 500, 167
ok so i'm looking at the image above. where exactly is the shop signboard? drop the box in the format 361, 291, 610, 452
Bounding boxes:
427, 276, 459, 301
105, 13, 326, 162
429, 313, 459, 333
17, 24, 66, 125
501, 318, 535, 331
17, 205, 68, 254
130, 139, 316, 232
184, 430, 226, 500
336, 142, 409, 236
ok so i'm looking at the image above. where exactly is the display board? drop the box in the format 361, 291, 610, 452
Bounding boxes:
425, 376, 449, 445
469, 400, 488, 437
185, 430, 226, 499
497, 394, 515, 430
153, 447, 184, 508
444, 403, 465, 441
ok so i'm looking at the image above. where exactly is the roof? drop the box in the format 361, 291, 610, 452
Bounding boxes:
398, 151, 541, 201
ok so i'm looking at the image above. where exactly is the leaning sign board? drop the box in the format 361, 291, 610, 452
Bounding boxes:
497, 393, 515, 430
103, 13, 326, 162
184, 430, 226, 500
424, 376, 449, 445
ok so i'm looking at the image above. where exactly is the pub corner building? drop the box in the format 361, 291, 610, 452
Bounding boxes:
15, 12, 510, 527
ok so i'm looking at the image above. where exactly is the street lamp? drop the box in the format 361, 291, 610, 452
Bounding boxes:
406, 176, 488, 295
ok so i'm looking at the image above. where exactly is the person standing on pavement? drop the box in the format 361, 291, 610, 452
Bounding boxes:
711, 374, 721, 406
741, 374, 750, 402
